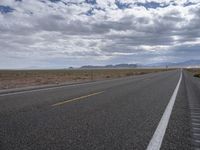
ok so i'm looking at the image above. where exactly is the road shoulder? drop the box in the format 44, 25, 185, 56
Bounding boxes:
161, 72, 192, 149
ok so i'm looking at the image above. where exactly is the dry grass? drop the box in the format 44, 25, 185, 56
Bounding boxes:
0, 69, 170, 90
187, 68, 200, 78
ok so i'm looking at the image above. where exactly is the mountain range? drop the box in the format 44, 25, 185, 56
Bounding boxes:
146, 60, 200, 68
80, 64, 138, 69
79, 60, 200, 69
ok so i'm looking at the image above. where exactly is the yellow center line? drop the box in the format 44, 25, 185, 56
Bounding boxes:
52, 91, 104, 107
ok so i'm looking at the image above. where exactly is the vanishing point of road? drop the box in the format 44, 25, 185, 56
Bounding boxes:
0, 69, 200, 150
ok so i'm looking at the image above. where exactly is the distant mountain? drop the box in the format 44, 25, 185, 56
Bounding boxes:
146, 60, 200, 68
80, 64, 138, 69
175, 60, 200, 66
80, 60, 200, 69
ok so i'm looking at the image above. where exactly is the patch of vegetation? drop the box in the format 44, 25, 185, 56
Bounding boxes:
194, 74, 200, 78
186, 68, 200, 78
0, 68, 172, 90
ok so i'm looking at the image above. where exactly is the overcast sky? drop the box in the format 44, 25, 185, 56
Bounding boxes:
0, 0, 200, 68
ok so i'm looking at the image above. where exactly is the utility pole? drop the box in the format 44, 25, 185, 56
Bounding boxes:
90, 70, 93, 80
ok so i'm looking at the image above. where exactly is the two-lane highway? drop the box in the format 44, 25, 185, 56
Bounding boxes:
0, 70, 198, 150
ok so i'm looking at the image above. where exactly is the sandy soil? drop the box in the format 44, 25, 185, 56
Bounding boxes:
0, 69, 168, 90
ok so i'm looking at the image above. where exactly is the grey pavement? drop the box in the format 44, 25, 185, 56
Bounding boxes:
0, 69, 199, 150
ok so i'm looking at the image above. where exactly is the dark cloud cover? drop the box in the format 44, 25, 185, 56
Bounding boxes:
0, 0, 200, 68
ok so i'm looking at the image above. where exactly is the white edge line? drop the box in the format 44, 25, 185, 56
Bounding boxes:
0, 74, 153, 97
146, 69, 182, 150
0, 76, 135, 97
0, 82, 94, 97
0, 70, 170, 97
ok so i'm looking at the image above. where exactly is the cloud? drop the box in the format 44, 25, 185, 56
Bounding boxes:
0, 0, 200, 68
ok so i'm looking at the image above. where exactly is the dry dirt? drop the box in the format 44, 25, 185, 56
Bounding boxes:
0, 69, 169, 90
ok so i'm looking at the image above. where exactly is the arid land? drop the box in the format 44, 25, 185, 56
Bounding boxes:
0, 69, 170, 90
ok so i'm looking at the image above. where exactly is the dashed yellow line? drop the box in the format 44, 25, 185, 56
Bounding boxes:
52, 91, 104, 107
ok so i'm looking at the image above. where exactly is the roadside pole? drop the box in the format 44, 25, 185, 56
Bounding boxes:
91, 70, 93, 80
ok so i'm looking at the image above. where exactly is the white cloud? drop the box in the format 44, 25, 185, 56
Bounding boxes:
0, 0, 200, 68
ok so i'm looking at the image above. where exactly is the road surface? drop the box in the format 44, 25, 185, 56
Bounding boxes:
0, 69, 199, 150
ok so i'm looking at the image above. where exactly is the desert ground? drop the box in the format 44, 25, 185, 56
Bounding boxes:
0, 69, 169, 90
187, 68, 200, 78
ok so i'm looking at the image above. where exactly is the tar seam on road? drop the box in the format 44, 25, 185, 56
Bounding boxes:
0, 76, 133, 97
0, 73, 158, 97
146, 70, 182, 150
52, 91, 104, 106
0, 82, 100, 97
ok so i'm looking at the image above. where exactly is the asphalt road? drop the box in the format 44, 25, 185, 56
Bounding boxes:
0, 69, 199, 150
